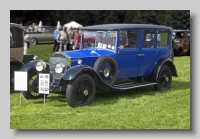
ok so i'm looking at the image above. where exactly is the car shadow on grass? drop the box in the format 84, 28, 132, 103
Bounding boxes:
92, 80, 190, 106
29, 80, 190, 107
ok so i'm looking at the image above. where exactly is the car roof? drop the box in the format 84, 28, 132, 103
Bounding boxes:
80, 24, 172, 31
10, 23, 24, 30
173, 29, 190, 33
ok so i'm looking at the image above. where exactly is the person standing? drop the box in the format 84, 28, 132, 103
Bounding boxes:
73, 28, 81, 49
173, 35, 181, 50
24, 30, 30, 54
57, 26, 70, 52
67, 29, 75, 50
53, 25, 62, 52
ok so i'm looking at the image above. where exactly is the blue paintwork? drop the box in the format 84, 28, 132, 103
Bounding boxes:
61, 48, 117, 68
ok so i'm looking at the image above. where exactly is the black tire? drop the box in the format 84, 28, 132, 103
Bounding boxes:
10, 65, 22, 92
29, 38, 37, 45
66, 74, 96, 107
93, 56, 118, 86
187, 43, 190, 56
21, 69, 47, 99
154, 65, 172, 91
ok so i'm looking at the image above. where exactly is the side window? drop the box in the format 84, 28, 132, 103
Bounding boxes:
142, 29, 155, 48
119, 30, 138, 48
10, 29, 15, 46
158, 30, 168, 47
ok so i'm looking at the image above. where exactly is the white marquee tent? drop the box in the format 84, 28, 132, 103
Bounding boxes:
64, 21, 83, 29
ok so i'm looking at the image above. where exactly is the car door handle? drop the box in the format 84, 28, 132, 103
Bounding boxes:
138, 54, 145, 56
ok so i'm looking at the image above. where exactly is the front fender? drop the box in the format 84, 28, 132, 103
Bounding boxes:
62, 65, 94, 81
150, 58, 178, 82
20, 60, 50, 73
59, 65, 119, 91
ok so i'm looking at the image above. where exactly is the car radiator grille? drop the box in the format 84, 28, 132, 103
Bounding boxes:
49, 55, 68, 84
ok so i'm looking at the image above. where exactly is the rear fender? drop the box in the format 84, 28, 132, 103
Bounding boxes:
10, 59, 24, 68
150, 58, 178, 82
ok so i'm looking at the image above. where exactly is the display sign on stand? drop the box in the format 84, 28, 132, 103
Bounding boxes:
38, 73, 50, 107
14, 71, 28, 104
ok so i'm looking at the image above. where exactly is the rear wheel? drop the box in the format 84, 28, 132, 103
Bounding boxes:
154, 65, 172, 91
66, 74, 96, 107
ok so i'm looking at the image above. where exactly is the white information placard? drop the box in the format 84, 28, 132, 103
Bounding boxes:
14, 71, 28, 91
38, 73, 50, 94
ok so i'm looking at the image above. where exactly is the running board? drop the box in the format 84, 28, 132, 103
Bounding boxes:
113, 82, 157, 90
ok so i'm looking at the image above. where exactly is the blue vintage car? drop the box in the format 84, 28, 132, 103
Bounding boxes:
19, 24, 178, 107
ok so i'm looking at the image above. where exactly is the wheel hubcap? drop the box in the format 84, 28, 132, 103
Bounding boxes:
165, 76, 169, 82
83, 90, 89, 96
104, 68, 110, 77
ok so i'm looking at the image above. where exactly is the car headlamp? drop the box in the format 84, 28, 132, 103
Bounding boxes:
55, 62, 66, 73
35, 60, 46, 71
78, 59, 82, 65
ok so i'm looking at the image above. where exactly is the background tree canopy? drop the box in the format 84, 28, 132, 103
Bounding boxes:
10, 10, 190, 29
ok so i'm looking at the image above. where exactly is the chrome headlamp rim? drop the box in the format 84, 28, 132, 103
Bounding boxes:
55, 62, 66, 74
78, 59, 82, 65
35, 60, 46, 71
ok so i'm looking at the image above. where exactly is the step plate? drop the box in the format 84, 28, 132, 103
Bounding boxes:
113, 82, 157, 90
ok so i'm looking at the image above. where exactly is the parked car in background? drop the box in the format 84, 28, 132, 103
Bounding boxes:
10, 23, 36, 91
172, 30, 190, 56
26, 26, 56, 45
18, 24, 178, 107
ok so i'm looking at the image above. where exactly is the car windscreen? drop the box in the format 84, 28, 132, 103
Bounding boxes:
82, 30, 117, 51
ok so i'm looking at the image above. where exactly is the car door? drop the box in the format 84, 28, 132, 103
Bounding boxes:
117, 29, 140, 78
137, 29, 157, 76
42, 27, 53, 43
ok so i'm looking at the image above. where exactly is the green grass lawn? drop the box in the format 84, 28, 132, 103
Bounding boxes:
10, 44, 190, 129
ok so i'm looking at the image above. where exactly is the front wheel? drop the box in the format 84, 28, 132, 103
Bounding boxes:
66, 74, 96, 107
154, 65, 172, 91
29, 38, 37, 45
21, 69, 47, 99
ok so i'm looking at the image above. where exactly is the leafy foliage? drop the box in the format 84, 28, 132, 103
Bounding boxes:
10, 10, 190, 29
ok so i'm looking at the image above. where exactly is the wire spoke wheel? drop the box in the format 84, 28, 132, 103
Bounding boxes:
99, 61, 115, 84
154, 65, 172, 91
22, 70, 46, 99
66, 74, 96, 107
94, 56, 118, 86
74, 80, 92, 105
29, 75, 40, 97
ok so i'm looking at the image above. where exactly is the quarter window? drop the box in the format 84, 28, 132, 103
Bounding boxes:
158, 30, 168, 47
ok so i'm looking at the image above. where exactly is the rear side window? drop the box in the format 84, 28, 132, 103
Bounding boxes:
10, 28, 15, 46
158, 30, 168, 47
10, 26, 24, 48
142, 29, 155, 48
